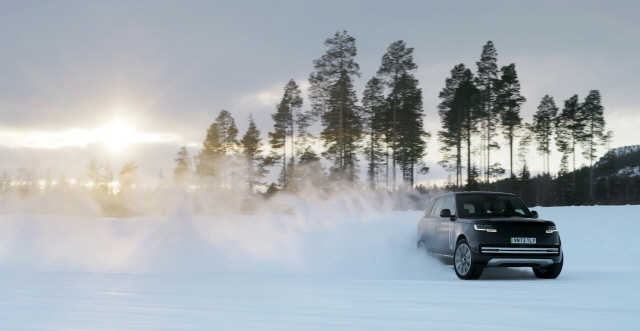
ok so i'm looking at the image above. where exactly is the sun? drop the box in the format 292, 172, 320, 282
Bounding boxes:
98, 118, 138, 152
0, 115, 180, 151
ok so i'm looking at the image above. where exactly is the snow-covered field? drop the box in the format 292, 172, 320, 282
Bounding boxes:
1, 203, 639, 330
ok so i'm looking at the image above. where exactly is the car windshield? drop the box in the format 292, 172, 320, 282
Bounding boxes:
457, 194, 532, 218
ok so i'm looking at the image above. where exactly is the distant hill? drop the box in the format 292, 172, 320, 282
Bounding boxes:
483, 144, 640, 206
595, 145, 640, 178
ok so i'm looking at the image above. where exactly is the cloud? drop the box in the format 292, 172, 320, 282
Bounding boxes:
237, 89, 281, 107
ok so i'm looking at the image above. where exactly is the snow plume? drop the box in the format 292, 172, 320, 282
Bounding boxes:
1, 179, 444, 217
0, 185, 451, 278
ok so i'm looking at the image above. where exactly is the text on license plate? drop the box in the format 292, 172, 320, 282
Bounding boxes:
511, 237, 536, 244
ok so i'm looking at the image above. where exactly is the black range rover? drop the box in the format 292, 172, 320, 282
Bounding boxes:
417, 192, 563, 280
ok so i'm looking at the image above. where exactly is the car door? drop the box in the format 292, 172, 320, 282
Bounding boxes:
436, 195, 456, 255
423, 197, 444, 252
418, 198, 436, 239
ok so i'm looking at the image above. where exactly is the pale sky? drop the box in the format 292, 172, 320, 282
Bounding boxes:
1, 0, 639, 184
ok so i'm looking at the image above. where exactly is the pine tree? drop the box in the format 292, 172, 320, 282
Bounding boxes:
241, 115, 268, 190
556, 95, 583, 172
195, 110, 239, 187
377, 40, 419, 187
308, 30, 362, 182
467, 165, 481, 191
475, 41, 501, 181
215, 110, 239, 154
438, 64, 469, 116
196, 123, 220, 182
531, 95, 558, 175
555, 94, 584, 197
388, 73, 429, 186
496, 63, 526, 178
558, 154, 569, 176
580, 90, 609, 202
119, 160, 138, 191
290, 146, 326, 192
437, 64, 478, 187
173, 146, 192, 183
439, 66, 484, 189
515, 129, 533, 197
269, 79, 303, 189
361, 76, 387, 188
86, 160, 112, 194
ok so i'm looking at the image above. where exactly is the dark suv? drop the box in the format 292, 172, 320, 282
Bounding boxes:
417, 192, 563, 279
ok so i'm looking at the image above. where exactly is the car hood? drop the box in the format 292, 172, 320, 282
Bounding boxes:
462, 217, 555, 225
489, 217, 550, 223
487, 217, 555, 226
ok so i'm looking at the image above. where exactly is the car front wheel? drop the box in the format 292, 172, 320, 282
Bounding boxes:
454, 239, 484, 280
533, 252, 563, 279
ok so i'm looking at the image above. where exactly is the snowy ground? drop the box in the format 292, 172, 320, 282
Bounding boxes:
1, 204, 639, 330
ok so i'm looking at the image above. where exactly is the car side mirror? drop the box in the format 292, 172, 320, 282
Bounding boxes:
531, 210, 539, 218
440, 209, 452, 218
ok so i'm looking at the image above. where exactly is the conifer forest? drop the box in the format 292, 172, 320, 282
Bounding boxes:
2, 31, 634, 215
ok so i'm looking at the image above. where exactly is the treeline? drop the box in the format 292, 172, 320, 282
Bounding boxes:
1, 31, 620, 214
476, 145, 640, 207
178, 34, 611, 200
437, 41, 610, 205
176, 31, 430, 193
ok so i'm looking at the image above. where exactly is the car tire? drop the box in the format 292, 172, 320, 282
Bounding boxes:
417, 241, 428, 253
533, 252, 563, 279
454, 239, 484, 280
416, 241, 427, 252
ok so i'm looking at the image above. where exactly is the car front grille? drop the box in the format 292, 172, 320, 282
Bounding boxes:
493, 224, 547, 236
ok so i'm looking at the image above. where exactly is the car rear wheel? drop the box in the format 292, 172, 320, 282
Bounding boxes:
533, 252, 563, 279
417, 241, 427, 253
454, 239, 484, 280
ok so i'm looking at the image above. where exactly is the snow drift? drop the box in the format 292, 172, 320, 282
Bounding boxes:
2, 198, 640, 330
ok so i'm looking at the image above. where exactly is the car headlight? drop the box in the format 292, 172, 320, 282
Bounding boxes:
474, 225, 497, 232
546, 226, 558, 234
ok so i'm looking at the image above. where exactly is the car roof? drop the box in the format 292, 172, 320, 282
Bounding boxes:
432, 191, 518, 199
456, 191, 516, 196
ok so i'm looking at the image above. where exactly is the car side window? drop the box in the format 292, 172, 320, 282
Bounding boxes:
429, 197, 444, 218
442, 196, 456, 216
423, 199, 436, 218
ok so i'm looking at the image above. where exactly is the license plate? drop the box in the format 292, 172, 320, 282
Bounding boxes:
511, 237, 536, 244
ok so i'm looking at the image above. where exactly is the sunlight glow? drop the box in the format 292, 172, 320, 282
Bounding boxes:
98, 119, 137, 152
0, 118, 181, 150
